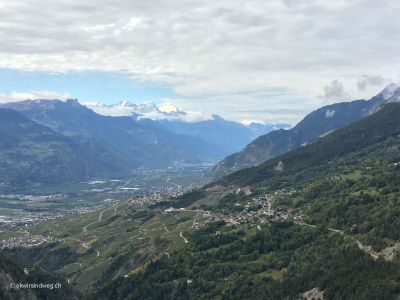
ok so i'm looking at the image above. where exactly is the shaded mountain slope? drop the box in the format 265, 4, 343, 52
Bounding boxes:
0, 109, 126, 190
218, 102, 400, 187
210, 84, 400, 178
137, 115, 290, 156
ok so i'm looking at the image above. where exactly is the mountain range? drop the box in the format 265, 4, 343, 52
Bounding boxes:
0, 99, 219, 166
1, 83, 399, 189
85, 100, 291, 155
209, 83, 400, 179
0, 99, 288, 188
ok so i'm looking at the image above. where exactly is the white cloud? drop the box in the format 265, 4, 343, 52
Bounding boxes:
158, 102, 183, 113
81, 101, 135, 117
0, 91, 72, 103
319, 80, 349, 102
139, 110, 213, 123
0, 0, 399, 123
357, 75, 385, 91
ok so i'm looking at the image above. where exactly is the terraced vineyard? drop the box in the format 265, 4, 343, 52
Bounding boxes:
2, 198, 213, 291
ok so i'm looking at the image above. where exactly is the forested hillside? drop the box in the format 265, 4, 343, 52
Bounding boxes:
86, 103, 400, 299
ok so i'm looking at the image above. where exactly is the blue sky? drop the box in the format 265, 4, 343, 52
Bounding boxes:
0, 68, 174, 104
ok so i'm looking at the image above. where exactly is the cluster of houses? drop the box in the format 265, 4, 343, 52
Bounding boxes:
1, 234, 64, 249
214, 189, 304, 226
129, 185, 198, 208
0, 204, 106, 232
19, 193, 67, 201
160, 188, 305, 229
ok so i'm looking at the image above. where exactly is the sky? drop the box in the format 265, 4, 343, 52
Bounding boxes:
0, 0, 399, 124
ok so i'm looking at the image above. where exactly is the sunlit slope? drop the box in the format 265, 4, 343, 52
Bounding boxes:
2, 199, 210, 291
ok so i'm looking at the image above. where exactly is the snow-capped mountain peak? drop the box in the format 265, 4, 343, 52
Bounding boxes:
379, 83, 400, 100
114, 101, 159, 113
84, 100, 216, 122
116, 100, 134, 107
133, 102, 159, 114
83, 101, 161, 116
368, 83, 400, 114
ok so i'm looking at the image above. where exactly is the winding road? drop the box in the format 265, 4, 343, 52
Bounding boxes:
180, 231, 189, 244
298, 222, 380, 260
83, 203, 117, 232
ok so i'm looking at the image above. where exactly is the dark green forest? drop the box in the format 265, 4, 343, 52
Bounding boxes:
91, 223, 400, 300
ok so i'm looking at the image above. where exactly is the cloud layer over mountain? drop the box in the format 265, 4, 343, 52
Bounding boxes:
0, 91, 72, 103
83, 101, 215, 122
